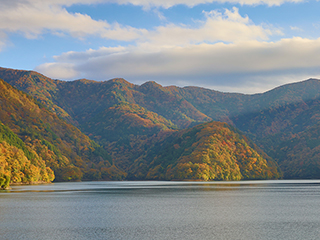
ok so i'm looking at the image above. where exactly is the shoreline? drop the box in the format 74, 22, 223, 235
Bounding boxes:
1, 181, 53, 190
10, 181, 52, 186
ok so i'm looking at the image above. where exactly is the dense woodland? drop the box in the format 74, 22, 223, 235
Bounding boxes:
1, 67, 320, 188
129, 122, 280, 180
0, 78, 125, 188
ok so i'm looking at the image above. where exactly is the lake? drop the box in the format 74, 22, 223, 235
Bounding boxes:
1, 180, 320, 239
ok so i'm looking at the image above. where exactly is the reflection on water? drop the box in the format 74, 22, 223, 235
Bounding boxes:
1, 180, 320, 239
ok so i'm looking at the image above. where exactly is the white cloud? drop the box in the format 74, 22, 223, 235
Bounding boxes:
0, 0, 276, 43
153, 9, 167, 21
35, 6, 281, 84
54, 46, 128, 62
143, 7, 276, 48
35, 37, 320, 93
36, 62, 79, 79
0, 0, 299, 51
0, 0, 145, 42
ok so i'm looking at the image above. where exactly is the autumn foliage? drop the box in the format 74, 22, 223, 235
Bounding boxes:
129, 122, 280, 180
0, 78, 125, 188
2, 67, 320, 182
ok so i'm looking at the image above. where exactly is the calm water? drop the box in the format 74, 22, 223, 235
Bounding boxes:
1, 180, 320, 240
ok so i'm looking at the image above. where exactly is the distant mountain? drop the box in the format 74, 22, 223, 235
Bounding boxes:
0, 78, 125, 188
1, 67, 320, 179
232, 95, 320, 178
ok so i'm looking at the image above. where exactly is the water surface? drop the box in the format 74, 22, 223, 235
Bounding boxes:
1, 180, 320, 239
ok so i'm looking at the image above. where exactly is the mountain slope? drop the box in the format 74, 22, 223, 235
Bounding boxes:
232, 96, 320, 178
129, 122, 280, 180
0, 121, 54, 189
0, 68, 211, 129
0, 69, 210, 168
274, 122, 320, 179
0, 67, 73, 123
0, 78, 125, 183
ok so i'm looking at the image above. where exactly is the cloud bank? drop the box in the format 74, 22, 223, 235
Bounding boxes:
36, 37, 320, 93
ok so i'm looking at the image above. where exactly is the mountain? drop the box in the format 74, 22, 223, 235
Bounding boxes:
0, 78, 125, 189
0, 68, 210, 127
1, 67, 320, 179
128, 121, 280, 180
0, 68, 210, 166
231, 95, 320, 178
182, 80, 320, 178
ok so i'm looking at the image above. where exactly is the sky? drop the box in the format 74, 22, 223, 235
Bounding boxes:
1, 0, 320, 93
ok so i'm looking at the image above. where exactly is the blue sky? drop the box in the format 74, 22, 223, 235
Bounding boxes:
1, 0, 320, 93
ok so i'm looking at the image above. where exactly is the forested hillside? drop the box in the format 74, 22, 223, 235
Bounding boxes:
0, 121, 54, 189
1, 67, 320, 180
232, 97, 320, 178
0, 78, 125, 188
129, 122, 280, 180
0, 67, 72, 122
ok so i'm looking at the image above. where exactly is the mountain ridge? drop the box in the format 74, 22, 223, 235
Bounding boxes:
1, 67, 320, 180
